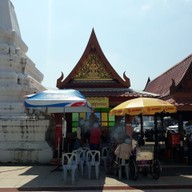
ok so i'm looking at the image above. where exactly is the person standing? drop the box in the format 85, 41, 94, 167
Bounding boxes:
76, 120, 82, 141
89, 121, 101, 150
74, 118, 84, 149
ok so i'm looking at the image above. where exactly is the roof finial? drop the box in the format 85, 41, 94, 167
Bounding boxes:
56, 72, 64, 88
123, 71, 130, 87
143, 77, 151, 91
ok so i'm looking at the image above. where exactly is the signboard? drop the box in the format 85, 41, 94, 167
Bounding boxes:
87, 97, 109, 108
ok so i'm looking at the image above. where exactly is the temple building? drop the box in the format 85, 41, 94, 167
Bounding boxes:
56, 29, 156, 137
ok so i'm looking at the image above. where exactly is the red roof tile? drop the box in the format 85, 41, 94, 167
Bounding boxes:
166, 97, 192, 106
79, 88, 157, 97
144, 54, 192, 97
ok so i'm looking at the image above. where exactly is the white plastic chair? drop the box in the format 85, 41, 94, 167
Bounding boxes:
79, 147, 90, 164
62, 152, 78, 184
117, 157, 129, 180
86, 150, 100, 179
101, 146, 110, 172
80, 147, 90, 155
72, 148, 85, 176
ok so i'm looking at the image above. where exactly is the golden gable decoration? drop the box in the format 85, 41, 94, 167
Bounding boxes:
75, 53, 112, 80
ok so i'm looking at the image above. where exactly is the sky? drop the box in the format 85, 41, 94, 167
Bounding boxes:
11, 0, 192, 91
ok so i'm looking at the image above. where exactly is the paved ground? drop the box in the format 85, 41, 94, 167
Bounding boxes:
0, 164, 192, 191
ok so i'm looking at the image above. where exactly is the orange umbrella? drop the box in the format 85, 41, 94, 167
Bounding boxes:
110, 97, 177, 116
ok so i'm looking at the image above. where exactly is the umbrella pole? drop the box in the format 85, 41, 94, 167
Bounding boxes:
154, 114, 158, 147
140, 114, 144, 139
154, 114, 159, 159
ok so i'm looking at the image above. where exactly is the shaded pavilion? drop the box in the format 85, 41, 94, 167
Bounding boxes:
144, 54, 192, 145
144, 55, 192, 163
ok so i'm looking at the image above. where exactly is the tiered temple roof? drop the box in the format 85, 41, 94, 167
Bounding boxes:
57, 29, 156, 106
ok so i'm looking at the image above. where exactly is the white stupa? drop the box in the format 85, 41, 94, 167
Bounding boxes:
0, 0, 53, 163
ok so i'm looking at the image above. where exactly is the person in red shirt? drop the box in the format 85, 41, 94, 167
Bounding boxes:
89, 122, 101, 150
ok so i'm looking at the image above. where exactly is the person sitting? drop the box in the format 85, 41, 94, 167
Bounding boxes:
114, 135, 132, 178
114, 135, 132, 163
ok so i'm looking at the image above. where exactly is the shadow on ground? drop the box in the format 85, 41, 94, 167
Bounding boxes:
13, 163, 192, 191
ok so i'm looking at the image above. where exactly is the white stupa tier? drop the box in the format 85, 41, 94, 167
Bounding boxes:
0, 0, 53, 163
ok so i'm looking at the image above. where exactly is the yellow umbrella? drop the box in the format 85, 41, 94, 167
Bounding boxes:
110, 97, 177, 116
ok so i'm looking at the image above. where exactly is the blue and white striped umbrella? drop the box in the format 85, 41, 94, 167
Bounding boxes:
24, 89, 93, 113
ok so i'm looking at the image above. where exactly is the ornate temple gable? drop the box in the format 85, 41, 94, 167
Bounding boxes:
75, 52, 112, 80
57, 29, 130, 88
